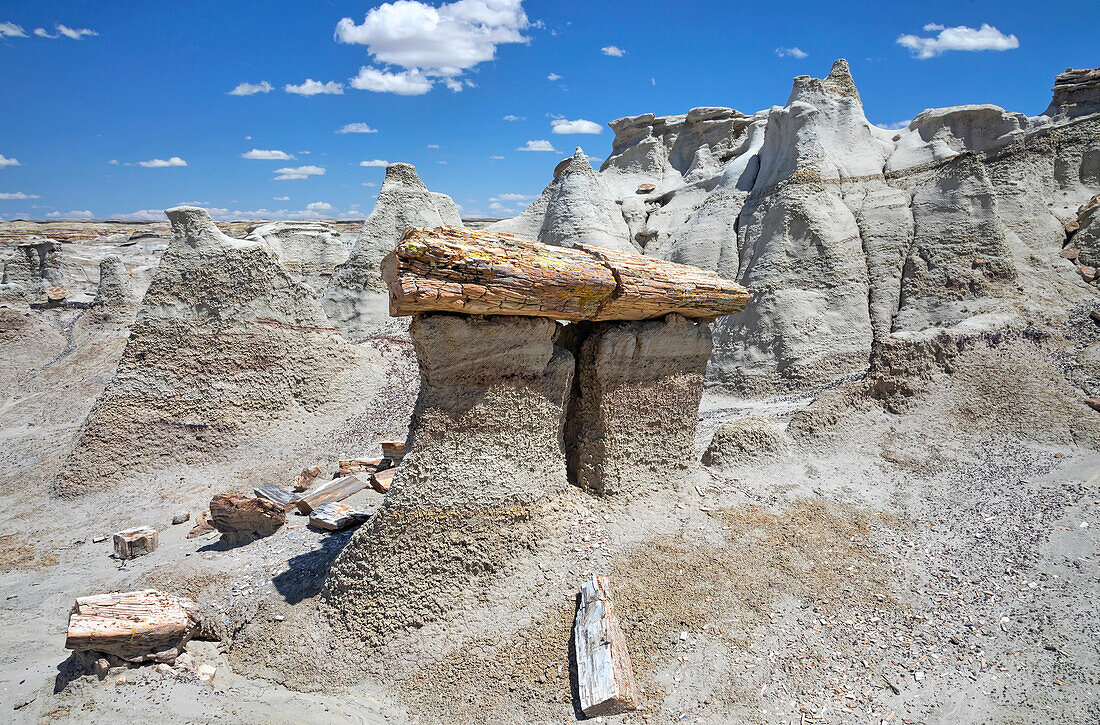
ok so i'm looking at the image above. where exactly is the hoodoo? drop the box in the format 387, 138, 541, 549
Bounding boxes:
324, 226, 749, 637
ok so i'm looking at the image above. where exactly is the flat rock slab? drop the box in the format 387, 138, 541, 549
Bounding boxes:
295, 475, 369, 515
309, 502, 370, 531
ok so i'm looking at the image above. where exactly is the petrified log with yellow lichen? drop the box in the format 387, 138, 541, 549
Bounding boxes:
380, 226, 750, 321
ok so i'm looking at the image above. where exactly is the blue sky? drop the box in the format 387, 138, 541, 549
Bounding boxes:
0, 0, 1094, 221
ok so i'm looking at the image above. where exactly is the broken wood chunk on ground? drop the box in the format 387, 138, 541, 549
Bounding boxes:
186, 509, 214, 538
370, 467, 395, 494
574, 575, 640, 717
254, 483, 301, 511
65, 589, 201, 664
294, 475, 369, 515
293, 465, 325, 492
210, 494, 286, 538
337, 456, 388, 477
113, 526, 158, 560
380, 440, 407, 462
308, 502, 370, 531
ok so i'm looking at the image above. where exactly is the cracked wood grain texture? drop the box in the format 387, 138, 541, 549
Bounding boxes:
380, 226, 750, 322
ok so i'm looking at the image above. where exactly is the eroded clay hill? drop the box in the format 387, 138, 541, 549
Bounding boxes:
493, 63, 1100, 394
54, 207, 357, 495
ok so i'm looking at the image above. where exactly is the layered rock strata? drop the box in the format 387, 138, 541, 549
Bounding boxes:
323, 313, 575, 640
245, 221, 351, 292
565, 314, 712, 496
502, 62, 1100, 394
55, 207, 350, 495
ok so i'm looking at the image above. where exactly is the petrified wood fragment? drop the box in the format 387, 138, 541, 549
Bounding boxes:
574, 576, 640, 717
381, 226, 748, 322
65, 589, 201, 663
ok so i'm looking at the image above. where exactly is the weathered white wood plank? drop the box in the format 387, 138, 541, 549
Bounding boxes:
574, 575, 640, 717
308, 502, 370, 531
254, 483, 300, 511
295, 475, 369, 515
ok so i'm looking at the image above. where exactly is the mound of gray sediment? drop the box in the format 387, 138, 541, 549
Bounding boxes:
54, 206, 353, 496
702, 416, 788, 468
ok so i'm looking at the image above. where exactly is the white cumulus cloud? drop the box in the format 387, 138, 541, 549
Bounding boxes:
273, 164, 325, 180
337, 122, 378, 134
241, 149, 293, 160
229, 81, 273, 96
0, 154, 21, 167
139, 157, 187, 168
285, 79, 344, 95
516, 139, 556, 152
274, 195, 290, 201
0, 192, 39, 199
336, 0, 529, 95
349, 66, 433, 95
359, 159, 389, 167
0, 21, 27, 37
601, 45, 625, 57
426, 143, 440, 149
897, 23, 1019, 59
547, 72, 561, 81
306, 201, 334, 212
551, 118, 602, 135
775, 46, 808, 59
490, 193, 535, 201
502, 114, 524, 122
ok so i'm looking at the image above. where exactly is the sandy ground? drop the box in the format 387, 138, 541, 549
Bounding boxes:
0, 231, 1098, 724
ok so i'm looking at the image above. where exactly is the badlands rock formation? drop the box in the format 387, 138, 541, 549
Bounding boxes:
55, 207, 352, 495
323, 314, 575, 640
326, 230, 740, 637
245, 221, 352, 292
504, 61, 1100, 393
89, 256, 138, 316
566, 314, 712, 496
322, 163, 461, 339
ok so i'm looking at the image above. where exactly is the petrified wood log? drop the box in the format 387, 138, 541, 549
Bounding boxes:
65, 589, 201, 663
113, 526, 158, 560
210, 494, 286, 537
295, 475, 369, 514
574, 576, 640, 717
380, 227, 749, 322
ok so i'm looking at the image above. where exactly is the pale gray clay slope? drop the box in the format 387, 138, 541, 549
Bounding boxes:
322, 163, 461, 340
506, 61, 1100, 393
54, 207, 355, 496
